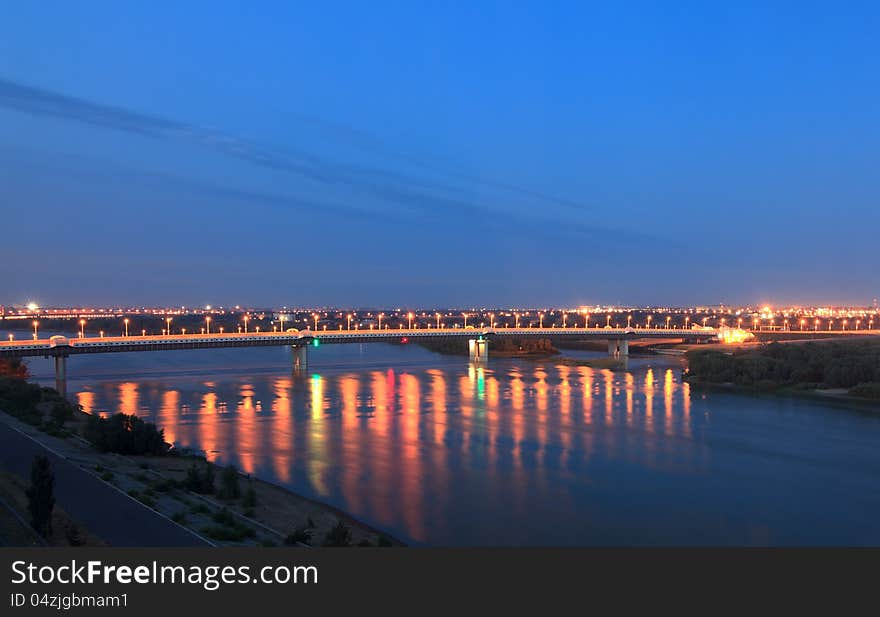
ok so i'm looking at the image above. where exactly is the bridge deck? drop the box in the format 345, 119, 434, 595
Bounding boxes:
0, 327, 721, 357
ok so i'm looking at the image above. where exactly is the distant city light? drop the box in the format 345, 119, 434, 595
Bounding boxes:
26, 302, 38, 311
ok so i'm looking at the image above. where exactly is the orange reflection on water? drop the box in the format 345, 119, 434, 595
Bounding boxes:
400, 373, 424, 539
199, 386, 219, 461
681, 378, 691, 438
577, 366, 594, 424
486, 375, 500, 409
644, 368, 655, 420
367, 370, 394, 523
307, 375, 328, 496
236, 383, 257, 475
118, 382, 139, 416
532, 367, 549, 462
602, 369, 615, 425
270, 377, 292, 483
509, 368, 526, 465
625, 372, 635, 426
339, 374, 361, 512
557, 365, 571, 418
534, 367, 548, 413
76, 390, 95, 415
664, 369, 675, 436
159, 389, 179, 446
428, 369, 447, 446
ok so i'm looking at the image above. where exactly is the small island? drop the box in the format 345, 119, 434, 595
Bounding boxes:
418, 337, 560, 358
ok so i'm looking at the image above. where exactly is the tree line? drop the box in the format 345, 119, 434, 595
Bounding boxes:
685, 340, 880, 397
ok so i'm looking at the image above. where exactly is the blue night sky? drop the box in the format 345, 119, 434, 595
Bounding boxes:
1, 2, 878, 307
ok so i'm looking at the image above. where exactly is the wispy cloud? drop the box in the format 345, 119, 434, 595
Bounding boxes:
0, 77, 659, 246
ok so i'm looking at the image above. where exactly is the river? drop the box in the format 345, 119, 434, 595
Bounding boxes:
21, 339, 880, 546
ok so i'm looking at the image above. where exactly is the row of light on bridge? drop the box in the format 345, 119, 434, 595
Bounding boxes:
9, 312, 878, 342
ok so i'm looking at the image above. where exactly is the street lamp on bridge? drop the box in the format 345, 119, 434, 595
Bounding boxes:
539, 313, 544, 328
436, 312, 441, 329
166, 317, 172, 337
124, 318, 130, 337
79, 319, 86, 338
32, 320, 39, 340
666, 316, 671, 329
462, 313, 468, 328
206, 316, 211, 334
407, 312, 415, 329
243, 315, 249, 333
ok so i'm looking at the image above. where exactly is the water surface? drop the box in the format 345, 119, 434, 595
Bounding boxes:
24, 341, 880, 546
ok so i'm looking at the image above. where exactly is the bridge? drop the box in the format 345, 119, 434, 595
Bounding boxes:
1, 326, 721, 396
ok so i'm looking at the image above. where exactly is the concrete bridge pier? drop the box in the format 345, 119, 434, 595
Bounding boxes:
468, 338, 488, 362
607, 339, 629, 359
54, 355, 67, 397
292, 345, 308, 374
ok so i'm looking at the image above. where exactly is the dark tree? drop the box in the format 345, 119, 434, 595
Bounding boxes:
185, 463, 216, 494
0, 358, 29, 380
82, 413, 169, 455
26, 455, 55, 537
242, 482, 257, 508
218, 465, 241, 500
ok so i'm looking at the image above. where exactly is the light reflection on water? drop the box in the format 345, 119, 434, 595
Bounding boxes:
23, 344, 880, 546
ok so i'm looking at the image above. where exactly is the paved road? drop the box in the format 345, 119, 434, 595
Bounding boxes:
0, 420, 209, 546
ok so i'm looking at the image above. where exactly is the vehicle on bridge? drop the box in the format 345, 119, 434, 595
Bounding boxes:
49, 335, 69, 348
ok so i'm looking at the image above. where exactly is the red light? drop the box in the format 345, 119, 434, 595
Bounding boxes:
401, 337, 408, 344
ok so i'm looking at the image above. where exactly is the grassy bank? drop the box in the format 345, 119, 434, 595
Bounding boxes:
0, 363, 403, 547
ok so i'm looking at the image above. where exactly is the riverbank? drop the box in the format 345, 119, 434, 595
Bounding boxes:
0, 375, 403, 547
684, 379, 880, 409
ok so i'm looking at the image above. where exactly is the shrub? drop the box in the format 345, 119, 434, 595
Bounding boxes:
218, 465, 241, 500
82, 413, 169, 455
284, 526, 313, 546
100, 471, 114, 482
26, 455, 55, 537
323, 520, 352, 547
189, 503, 210, 515
185, 463, 215, 494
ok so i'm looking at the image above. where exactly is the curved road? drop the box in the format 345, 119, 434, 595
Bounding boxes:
0, 419, 209, 546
